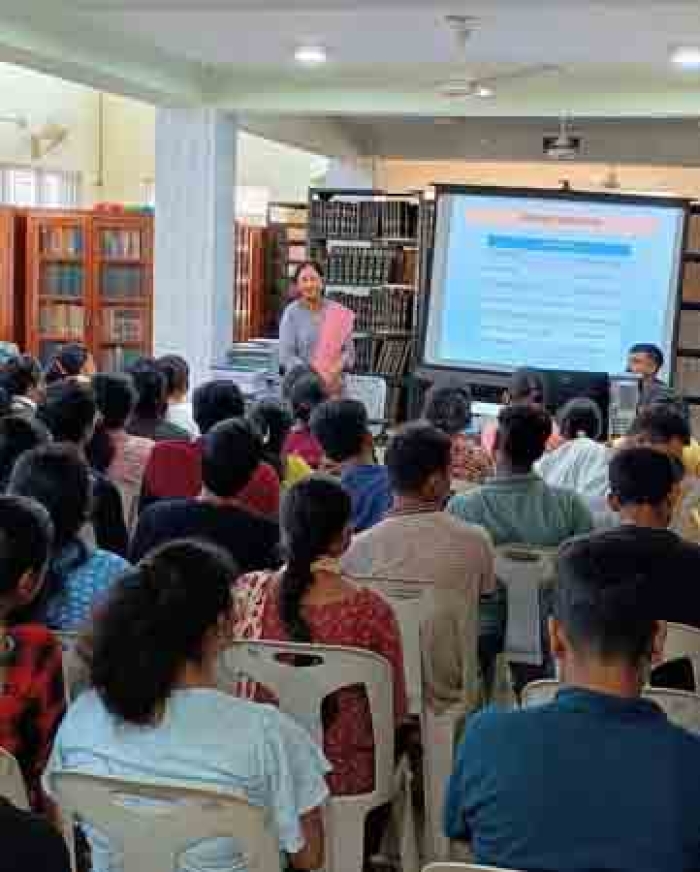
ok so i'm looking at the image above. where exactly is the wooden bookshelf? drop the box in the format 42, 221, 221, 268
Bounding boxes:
0, 207, 23, 345
265, 201, 308, 336
308, 188, 423, 422
233, 222, 266, 342
91, 214, 153, 372
24, 210, 153, 369
675, 203, 700, 412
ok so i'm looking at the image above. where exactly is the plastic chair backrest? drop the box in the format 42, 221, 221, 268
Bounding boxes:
345, 374, 388, 438
0, 747, 29, 809
646, 687, 700, 735
522, 679, 700, 735
494, 545, 556, 666
520, 679, 560, 708
49, 771, 280, 872
421, 704, 464, 863
423, 864, 525, 871
217, 640, 393, 872
662, 622, 700, 687
354, 576, 431, 715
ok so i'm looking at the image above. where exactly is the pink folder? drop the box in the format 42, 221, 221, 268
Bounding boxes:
311, 301, 355, 384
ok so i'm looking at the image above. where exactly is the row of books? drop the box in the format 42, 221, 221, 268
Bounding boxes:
41, 264, 84, 298
678, 311, 700, 349
38, 303, 84, 338
40, 226, 83, 256
101, 308, 146, 344
326, 247, 395, 286
102, 346, 143, 373
327, 286, 414, 334
355, 335, 412, 378
101, 265, 145, 300
100, 229, 143, 259
687, 215, 700, 252
675, 356, 700, 396
310, 199, 419, 240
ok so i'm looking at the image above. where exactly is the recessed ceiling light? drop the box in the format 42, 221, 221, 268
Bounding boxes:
670, 46, 700, 68
476, 85, 494, 98
294, 45, 327, 66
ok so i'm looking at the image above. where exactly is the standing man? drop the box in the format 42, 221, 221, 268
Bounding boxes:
627, 343, 674, 408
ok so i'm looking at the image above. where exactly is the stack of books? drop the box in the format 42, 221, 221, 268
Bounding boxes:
101, 265, 143, 300
41, 264, 84, 298
101, 308, 145, 344
310, 199, 418, 240
100, 229, 142, 259
40, 226, 83, 256
326, 247, 395, 286
38, 303, 84, 338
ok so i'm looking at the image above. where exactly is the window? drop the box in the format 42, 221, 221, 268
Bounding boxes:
0, 165, 82, 208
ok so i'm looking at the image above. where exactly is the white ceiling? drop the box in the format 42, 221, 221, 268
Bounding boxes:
2, 1, 700, 159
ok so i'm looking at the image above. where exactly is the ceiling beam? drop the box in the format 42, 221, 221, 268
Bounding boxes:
0, 3, 204, 106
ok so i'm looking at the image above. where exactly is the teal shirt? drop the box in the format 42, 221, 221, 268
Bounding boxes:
446, 688, 700, 872
447, 472, 593, 547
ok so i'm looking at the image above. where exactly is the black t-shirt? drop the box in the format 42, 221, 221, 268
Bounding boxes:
90, 471, 128, 558
0, 799, 71, 872
130, 498, 280, 572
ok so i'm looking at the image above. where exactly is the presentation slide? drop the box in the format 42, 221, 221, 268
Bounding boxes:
423, 191, 686, 376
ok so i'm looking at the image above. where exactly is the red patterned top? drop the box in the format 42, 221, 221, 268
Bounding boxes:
234, 573, 407, 796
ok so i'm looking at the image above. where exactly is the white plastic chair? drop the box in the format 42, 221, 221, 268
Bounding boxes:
662, 622, 700, 687
421, 703, 465, 863
217, 640, 394, 872
49, 771, 281, 872
346, 373, 388, 439
521, 679, 700, 735
355, 576, 431, 715
423, 864, 525, 871
0, 747, 29, 809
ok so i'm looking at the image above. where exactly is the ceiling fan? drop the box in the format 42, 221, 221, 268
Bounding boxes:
434, 15, 561, 100
0, 113, 69, 161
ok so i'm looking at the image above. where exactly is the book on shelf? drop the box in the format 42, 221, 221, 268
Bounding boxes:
100, 229, 142, 259
326, 247, 395, 286
676, 356, 700, 396
683, 262, 700, 303
310, 199, 418, 240
102, 346, 143, 373
39, 225, 83, 256
101, 265, 144, 300
41, 263, 83, 298
101, 308, 145, 344
327, 285, 414, 334
38, 303, 85, 338
678, 310, 700, 349
687, 213, 700, 252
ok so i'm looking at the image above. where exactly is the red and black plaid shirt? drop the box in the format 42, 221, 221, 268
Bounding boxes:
0, 625, 65, 809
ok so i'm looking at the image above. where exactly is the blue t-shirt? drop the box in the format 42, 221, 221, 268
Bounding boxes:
45, 688, 331, 872
341, 463, 392, 533
42, 544, 130, 632
445, 687, 700, 872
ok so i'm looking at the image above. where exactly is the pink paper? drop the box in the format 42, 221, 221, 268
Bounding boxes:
311, 301, 355, 383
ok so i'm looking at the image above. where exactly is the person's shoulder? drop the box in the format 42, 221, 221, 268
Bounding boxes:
461, 702, 551, 748
10, 622, 59, 651
447, 486, 485, 515
351, 584, 399, 619
141, 497, 193, 520
438, 510, 492, 543
91, 549, 131, 573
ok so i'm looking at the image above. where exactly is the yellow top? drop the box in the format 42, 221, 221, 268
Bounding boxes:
283, 454, 312, 490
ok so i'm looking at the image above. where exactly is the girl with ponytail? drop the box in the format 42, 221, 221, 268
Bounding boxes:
234, 475, 407, 797
46, 539, 329, 872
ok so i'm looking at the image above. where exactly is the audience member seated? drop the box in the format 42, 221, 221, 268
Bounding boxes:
156, 353, 200, 438
37, 380, 128, 556
311, 398, 391, 533
249, 399, 311, 489
142, 379, 281, 518
126, 358, 190, 442
0, 496, 65, 808
234, 475, 407, 796
449, 404, 594, 546
606, 447, 700, 629
45, 540, 328, 872
44, 342, 95, 385
343, 421, 496, 709
627, 404, 700, 543
422, 383, 493, 486
89, 373, 154, 526
132, 419, 280, 570
0, 415, 50, 488
0, 799, 71, 872
481, 367, 562, 456
282, 368, 327, 469
0, 354, 44, 415
536, 397, 610, 504
9, 446, 129, 632
446, 529, 700, 872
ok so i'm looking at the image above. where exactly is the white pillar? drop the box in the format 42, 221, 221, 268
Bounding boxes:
154, 108, 236, 390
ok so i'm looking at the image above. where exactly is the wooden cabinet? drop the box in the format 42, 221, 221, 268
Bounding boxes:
23, 210, 153, 369
0, 207, 24, 345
